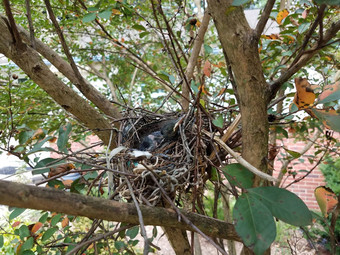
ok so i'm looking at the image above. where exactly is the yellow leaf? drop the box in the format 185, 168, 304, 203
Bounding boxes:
293, 77, 316, 109
112, 9, 121, 15
276, 9, 289, 25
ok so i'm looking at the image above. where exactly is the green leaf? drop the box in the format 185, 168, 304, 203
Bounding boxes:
21, 237, 34, 251
231, 0, 251, 6
233, 193, 276, 255
298, 22, 309, 34
98, 9, 112, 20
83, 171, 98, 180
0, 235, 4, 248
9, 207, 26, 220
314, 0, 340, 5
19, 225, 30, 239
114, 240, 126, 250
318, 90, 340, 104
22, 250, 35, 255
204, 44, 213, 54
139, 31, 150, 38
222, 163, 254, 189
168, 74, 176, 84
39, 212, 49, 223
212, 115, 224, 128
19, 130, 35, 145
28, 136, 55, 154
191, 80, 199, 93
312, 108, 340, 132
248, 187, 312, 226
126, 226, 139, 239
284, 149, 301, 159
82, 12, 97, 23
51, 214, 62, 226
132, 24, 146, 31
87, 7, 99, 12
210, 167, 219, 181
57, 123, 72, 152
42, 227, 58, 242
33, 158, 62, 175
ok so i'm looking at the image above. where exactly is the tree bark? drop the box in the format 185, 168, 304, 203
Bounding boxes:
207, 1, 270, 183
0, 180, 241, 242
0, 16, 115, 146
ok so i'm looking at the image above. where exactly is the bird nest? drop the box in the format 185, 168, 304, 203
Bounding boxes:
106, 107, 226, 206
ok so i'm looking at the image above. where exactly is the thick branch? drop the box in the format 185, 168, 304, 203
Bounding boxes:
0, 17, 114, 146
255, 0, 276, 38
11, 15, 121, 121
0, 180, 240, 242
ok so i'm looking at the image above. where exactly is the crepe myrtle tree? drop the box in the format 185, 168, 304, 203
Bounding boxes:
0, 0, 339, 254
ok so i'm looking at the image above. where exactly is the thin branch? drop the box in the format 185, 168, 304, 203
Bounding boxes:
283, 150, 326, 189
275, 129, 321, 187
24, 0, 35, 49
2, 0, 24, 49
202, 129, 279, 184
255, 0, 276, 39
269, 18, 340, 100
125, 178, 150, 255
182, 11, 211, 111
145, 167, 228, 255
66, 225, 131, 255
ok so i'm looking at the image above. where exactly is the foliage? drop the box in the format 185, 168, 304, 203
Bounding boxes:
320, 157, 340, 195
305, 212, 340, 254
0, 0, 339, 254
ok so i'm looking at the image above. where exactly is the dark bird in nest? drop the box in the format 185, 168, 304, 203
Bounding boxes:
138, 119, 180, 151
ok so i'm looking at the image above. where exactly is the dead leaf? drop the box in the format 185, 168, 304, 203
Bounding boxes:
314, 186, 338, 217
217, 87, 226, 96
276, 9, 289, 25
12, 221, 21, 228
48, 163, 75, 178
203, 60, 212, 77
62, 179, 73, 188
293, 77, 316, 109
32, 128, 45, 140
302, 9, 308, 19
30, 222, 43, 233
61, 217, 69, 228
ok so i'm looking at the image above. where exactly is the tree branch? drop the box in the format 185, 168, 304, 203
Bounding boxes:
269, 18, 340, 100
0, 180, 240, 242
13, 17, 122, 122
182, 11, 211, 111
255, 0, 276, 39
0, 17, 114, 146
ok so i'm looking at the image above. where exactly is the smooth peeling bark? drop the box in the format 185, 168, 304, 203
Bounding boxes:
207, 1, 270, 181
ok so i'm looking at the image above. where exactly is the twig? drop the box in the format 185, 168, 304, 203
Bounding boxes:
182, 11, 211, 110
284, 150, 326, 189
65, 224, 131, 255
255, 0, 276, 39
125, 178, 150, 255
276, 129, 321, 187
24, 0, 35, 49
144, 164, 228, 255
202, 129, 279, 183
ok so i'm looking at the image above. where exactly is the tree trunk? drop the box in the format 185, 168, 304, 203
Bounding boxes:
207, 0, 269, 182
